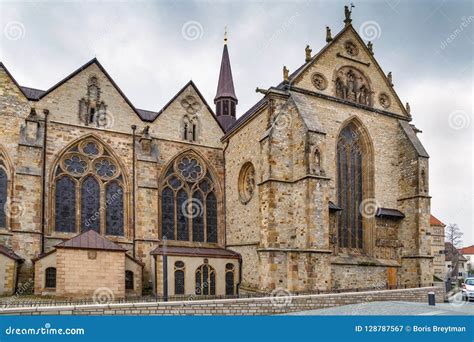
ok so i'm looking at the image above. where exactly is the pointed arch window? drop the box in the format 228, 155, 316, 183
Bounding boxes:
225, 263, 235, 296
174, 261, 185, 295
45, 267, 57, 288
53, 139, 126, 236
195, 262, 215, 296
337, 123, 364, 250
160, 154, 219, 243
0, 163, 8, 228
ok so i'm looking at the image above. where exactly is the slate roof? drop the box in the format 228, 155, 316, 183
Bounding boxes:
151, 245, 240, 259
375, 208, 405, 219
0, 245, 24, 261
20, 86, 45, 100
55, 229, 125, 252
399, 120, 429, 158
215, 44, 237, 101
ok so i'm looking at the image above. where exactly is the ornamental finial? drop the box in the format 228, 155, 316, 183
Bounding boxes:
326, 26, 333, 43
224, 26, 228, 45
344, 4, 355, 26
305, 45, 312, 62
283, 66, 289, 83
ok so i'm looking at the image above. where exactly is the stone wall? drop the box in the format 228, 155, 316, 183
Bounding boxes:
0, 286, 445, 316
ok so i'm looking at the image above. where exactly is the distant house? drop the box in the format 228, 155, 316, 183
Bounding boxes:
460, 245, 474, 275
429, 215, 446, 280
445, 242, 469, 281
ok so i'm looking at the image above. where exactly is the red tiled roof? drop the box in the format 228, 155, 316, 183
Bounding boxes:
460, 245, 474, 255
430, 214, 445, 227
0, 245, 23, 261
151, 245, 240, 259
55, 230, 125, 252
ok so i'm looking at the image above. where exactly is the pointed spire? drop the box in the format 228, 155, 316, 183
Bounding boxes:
214, 28, 238, 131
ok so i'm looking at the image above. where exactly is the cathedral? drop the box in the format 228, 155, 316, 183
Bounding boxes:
0, 9, 433, 299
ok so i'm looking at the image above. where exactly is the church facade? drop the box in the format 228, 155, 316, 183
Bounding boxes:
0, 10, 433, 299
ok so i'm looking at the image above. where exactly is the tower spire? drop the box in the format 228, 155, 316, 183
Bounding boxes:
214, 28, 238, 132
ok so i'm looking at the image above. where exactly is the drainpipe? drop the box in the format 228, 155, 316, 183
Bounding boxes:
40, 109, 49, 254
131, 125, 137, 258
222, 140, 229, 246
163, 254, 168, 301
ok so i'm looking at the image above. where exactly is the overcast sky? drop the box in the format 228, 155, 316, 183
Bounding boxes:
0, 0, 473, 245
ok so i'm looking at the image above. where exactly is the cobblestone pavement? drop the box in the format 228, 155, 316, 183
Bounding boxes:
287, 301, 474, 316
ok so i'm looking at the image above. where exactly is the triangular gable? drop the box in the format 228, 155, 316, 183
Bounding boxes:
36, 58, 146, 121
289, 24, 409, 117
0, 62, 29, 101
154, 80, 225, 133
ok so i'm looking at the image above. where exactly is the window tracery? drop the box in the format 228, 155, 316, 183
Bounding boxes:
53, 138, 125, 236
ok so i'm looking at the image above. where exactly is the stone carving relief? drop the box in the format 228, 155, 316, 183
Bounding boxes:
378, 93, 391, 109
78, 76, 110, 128
344, 40, 358, 56
334, 67, 372, 106
311, 73, 327, 91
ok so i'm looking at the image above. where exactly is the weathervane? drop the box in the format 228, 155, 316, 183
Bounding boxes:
224, 26, 228, 44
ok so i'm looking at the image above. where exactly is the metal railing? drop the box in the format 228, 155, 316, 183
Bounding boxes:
0, 282, 437, 309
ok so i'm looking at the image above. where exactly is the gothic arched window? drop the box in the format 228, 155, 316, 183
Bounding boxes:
160, 154, 219, 243
52, 138, 126, 236
337, 123, 364, 250
195, 262, 215, 296
0, 164, 8, 228
225, 263, 235, 296
174, 261, 185, 295
125, 270, 134, 290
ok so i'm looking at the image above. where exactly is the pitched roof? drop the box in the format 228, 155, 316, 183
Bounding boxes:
0, 62, 29, 100
0, 245, 23, 261
430, 214, 446, 227
215, 44, 237, 101
20, 86, 45, 100
151, 245, 240, 259
460, 245, 474, 255
55, 230, 125, 252
399, 120, 429, 158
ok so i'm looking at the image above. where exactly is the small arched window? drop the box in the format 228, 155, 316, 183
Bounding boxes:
195, 263, 215, 296
125, 270, 134, 290
225, 263, 235, 296
45, 267, 56, 288
174, 261, 185, 295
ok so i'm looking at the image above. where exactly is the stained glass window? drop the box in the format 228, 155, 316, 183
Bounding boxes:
176, 189, 188, 241
0, 167, 7, 228
162, 187, 174, 240
81, 176, 100, 233
53, 139, 125, 236
225, 263, 235, 296
206, 192, 217, 243
55, 176, 76, 232
337, 123, 363, 249
160, 155, 218, 243
45, 267, 56, 288
106, 181, 124, 236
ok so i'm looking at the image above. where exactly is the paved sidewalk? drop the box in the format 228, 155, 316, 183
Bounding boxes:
287, 301, 474, 316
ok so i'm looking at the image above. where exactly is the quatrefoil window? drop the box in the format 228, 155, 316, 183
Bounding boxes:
176, 156, 204, 182
94, 158, 117, 178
